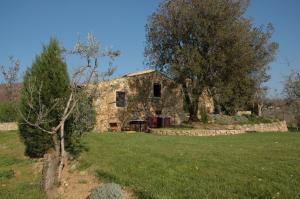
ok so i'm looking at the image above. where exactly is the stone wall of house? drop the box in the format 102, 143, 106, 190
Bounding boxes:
150, 121, 288, 136
94, 70, 186, 132
94, 77, 126, 131
0, 122, 18, 131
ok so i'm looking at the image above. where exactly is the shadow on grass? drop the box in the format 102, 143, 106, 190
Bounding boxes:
95, 169, 154, 199
95, 169, 121, 184
135, 190, 155, 199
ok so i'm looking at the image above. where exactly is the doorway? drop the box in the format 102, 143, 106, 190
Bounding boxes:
157, 117, 163, 128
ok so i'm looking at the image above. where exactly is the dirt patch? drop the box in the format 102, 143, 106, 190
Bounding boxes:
58, 163, 99, 199
58, 162, 135, 199
124, 189, 136, 199
32, 159, 44, 175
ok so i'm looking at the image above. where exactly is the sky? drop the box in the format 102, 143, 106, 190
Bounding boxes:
0, 0, 299, 97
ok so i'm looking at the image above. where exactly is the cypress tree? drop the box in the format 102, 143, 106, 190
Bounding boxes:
19, 38, 70, 158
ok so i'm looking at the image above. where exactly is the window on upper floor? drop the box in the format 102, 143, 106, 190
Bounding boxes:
153, 83, 161, 97
116, 91, 125, 107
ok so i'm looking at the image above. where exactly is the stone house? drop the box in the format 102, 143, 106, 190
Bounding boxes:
94, 69, 186, 131
93, 69, 215, 132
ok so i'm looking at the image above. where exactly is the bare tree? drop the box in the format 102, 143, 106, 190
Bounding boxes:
0, 56, 20, 101
18, 33, 120, 198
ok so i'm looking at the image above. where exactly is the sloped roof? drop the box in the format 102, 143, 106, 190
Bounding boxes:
122, 69, 156, 77
121, 69, 174, 82
95, 69, 175, 87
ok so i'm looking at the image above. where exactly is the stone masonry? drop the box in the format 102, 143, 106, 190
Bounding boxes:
93, 69, 186, 131
150, 121, 288, 136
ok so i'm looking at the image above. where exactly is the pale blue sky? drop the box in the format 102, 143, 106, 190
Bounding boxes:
0, 0, 299, 97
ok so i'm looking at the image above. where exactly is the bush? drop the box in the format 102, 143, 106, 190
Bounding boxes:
233, 115, 249, 124
210, 114, 274, 125
199, 106, 209, 123
245, 115, 273, 124
87, 183, 125, 199
0, 101, 18, 122
209, 114, 233, 125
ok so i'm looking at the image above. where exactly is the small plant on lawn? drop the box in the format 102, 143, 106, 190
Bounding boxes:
87, 183, 125, 199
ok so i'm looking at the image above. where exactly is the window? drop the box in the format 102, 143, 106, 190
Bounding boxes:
116, 91, 125, 107
153, 83, 161, 97
109, 123, 118, 128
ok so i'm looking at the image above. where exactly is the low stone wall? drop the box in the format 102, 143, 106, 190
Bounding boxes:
151, 128, 245, 136
0, 122, 18, 131
150, 121, 288, 137
226, 121, 288, 132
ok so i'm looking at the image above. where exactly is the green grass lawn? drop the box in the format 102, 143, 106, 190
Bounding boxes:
1, 131, 300, 199
0, 131, 44, 199
79, 132, 300, 199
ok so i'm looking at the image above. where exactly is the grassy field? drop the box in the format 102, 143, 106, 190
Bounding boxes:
0, 131, 300, 199
79, 132, 300, 199
0, 131, 44, 199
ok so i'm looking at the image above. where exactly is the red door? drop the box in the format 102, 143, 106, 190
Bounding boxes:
164, 117, 171, 128
147, 116, 157, 128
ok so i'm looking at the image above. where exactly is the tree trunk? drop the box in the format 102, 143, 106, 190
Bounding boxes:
58, 122, 65, 181
258, 103, 263, 117
42, 134, 60, 199
182, 84, 201, 122
188, 99, 200, 122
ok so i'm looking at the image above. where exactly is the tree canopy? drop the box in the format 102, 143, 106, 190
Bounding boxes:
145, 0, 278, 119
285, 70, 300, 128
